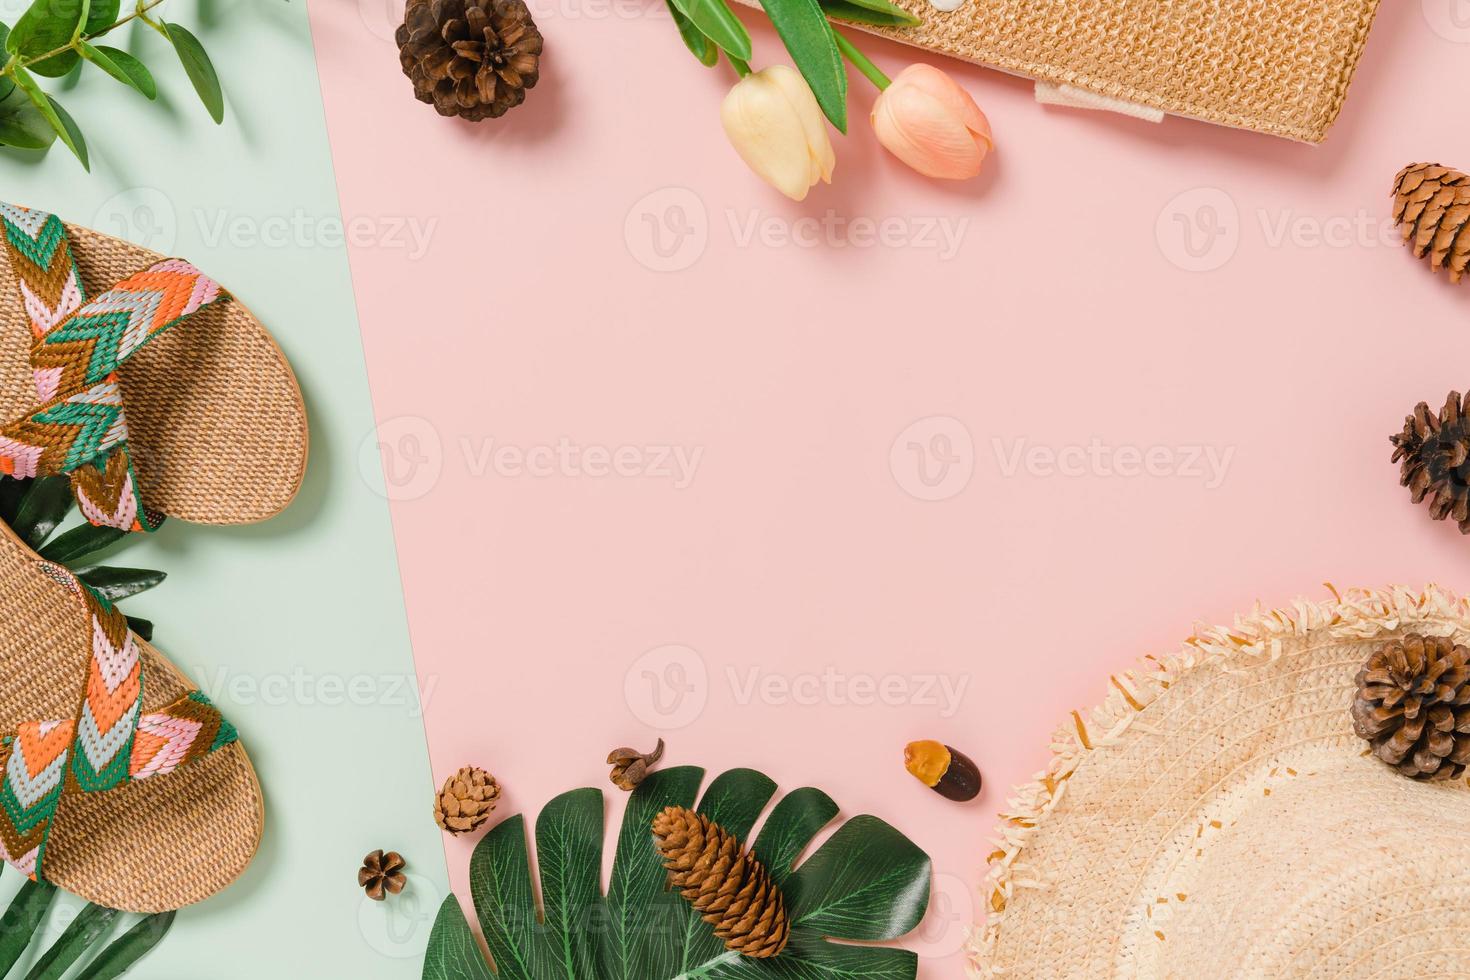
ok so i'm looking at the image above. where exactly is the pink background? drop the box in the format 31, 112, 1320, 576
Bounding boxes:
310, 0, 1470, 972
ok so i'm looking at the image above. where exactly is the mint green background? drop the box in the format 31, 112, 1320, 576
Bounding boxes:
0, 0, 449, 974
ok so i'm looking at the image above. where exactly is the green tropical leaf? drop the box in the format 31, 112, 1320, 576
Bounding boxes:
666, 0, 750, 60
759, 0, 847, 131
818, 0, 919, 26
13, 476, 75, 548
80, 43, 157, 99
164, 22, 223, 123
666, 1, 718, 66
0, 879, 57, 976
74, 911, 175, 980
0, 81, 56, 150
426, 767, 931, 980
38, 520, 128, 564
25, 903, 120, 980
73, 565, 166, 601
6, 0, 84, 77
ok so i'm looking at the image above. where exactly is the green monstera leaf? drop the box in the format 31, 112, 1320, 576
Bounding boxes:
423, 767, 931, 980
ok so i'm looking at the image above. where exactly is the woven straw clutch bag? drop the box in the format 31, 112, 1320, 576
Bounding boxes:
856, 0, 1383, 142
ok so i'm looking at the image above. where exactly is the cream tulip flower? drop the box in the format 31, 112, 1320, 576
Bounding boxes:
720, 66, 835, 202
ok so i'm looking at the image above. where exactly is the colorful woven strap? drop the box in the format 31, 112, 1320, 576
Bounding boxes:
0, 203, 229, 532
0, 567, 237, 882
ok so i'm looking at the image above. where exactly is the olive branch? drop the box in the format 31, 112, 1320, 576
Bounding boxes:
0, 0, 230, 171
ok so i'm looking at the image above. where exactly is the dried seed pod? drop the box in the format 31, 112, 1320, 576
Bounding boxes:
608, 738, 665, 791
359, 849, 407, 901
904, 740, 981, 801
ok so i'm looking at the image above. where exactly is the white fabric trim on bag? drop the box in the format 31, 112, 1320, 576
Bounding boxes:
1034, 81, 1166, 123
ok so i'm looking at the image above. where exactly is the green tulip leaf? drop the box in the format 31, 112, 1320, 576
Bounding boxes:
164, 22, 224, 123
73, 564, 167, 601
73, 911, 175, 980
425, 767, 931, 980
667, 0, 751, 60
25, 903, 120, 980
0, 879, 57, 976
819, 0, 919, 26
38, 520, 128, 564
13, 476, 75, 547
666, 0, 719, 67
81, 43, 157, 99
0, 81, 57, 150
758, 0, 847, 131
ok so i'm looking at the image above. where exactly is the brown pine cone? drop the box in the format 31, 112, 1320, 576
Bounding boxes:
1352, 633, 1470, 781
359, 850, 407, 901
434, 766, 501, 835
1391, 392, 1470, 533
396, 0, 543, 121
1392, 163, 1470, 283
651, 806, 790, 958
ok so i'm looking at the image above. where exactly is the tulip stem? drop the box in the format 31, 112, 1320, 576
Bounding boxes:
727, 53, 752, 77
833, 29, 890, 90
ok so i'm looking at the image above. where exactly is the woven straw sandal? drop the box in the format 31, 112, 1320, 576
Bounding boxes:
0, 202, 307, 529
0, 515, 261, 911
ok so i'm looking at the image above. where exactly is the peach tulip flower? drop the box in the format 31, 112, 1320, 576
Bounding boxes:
870, 64, 992, 180
721, 66, 835, 202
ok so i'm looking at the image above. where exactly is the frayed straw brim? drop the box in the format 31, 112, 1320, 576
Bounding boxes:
971, 585, 1470, 978
0, 220, 308, 526
834, 0, 1382, 144
0, 518, 262, 913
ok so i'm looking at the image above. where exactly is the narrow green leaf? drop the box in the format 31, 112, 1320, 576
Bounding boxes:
7, 0, 84, 77
24, 903, 120, 980
422, 895, 494, 980
44, 95, 87, 170
666, 1, 718, 66
759, 0, 847, 131
0, 477, 28, 524
38, 521, 127, 564
74, 910, 174, 980
785, 814, 931, 941
666, 0, 750, 60
0, 879, 58, 977
123, 615, 153, 641
469, 815, 536, 980
164, 23, 223, 123
13, 476, 74, 548
11, 69, 85, 165
819, 0, 919, 25
73, 565, 166, 601
80, 43, 156, 99
752, 786, 839, 885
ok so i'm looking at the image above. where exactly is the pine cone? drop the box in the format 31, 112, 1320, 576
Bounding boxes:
651, 806, 790, 958
1352, 633, 1470, 781
1392, 163, 1470, 284
434, 766, 501, 835
359, 850, 407, 901
396, 0, 543, 121
1391, 392, 1470, 533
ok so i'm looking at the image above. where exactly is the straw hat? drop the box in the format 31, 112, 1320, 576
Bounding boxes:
970, 585, 1470, 978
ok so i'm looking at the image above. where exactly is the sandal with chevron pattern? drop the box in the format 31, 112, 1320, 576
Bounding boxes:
0, 205, 304, 910
0, 202, 307, 530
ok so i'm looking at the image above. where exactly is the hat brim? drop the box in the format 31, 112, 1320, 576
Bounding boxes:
971, 585, 1470, 978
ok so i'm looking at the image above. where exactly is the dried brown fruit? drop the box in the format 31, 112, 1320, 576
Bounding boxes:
434, 766, 501, 835
904, 740, 982, 801
607, 738, 665, 791
359, 850, 407, 901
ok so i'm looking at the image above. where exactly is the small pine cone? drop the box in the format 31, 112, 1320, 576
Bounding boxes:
1352, 632, 1470, 781
434, 766, 501, 835
1391, 392, 1470, 533
651, 806, 790, 958
359, 850, 407, 901
396, 0, 543, 121
1392, 163, 1470, 284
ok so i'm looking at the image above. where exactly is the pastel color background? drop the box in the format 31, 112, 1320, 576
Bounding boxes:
0, 0, 447, 976
310, 0, 1470, 974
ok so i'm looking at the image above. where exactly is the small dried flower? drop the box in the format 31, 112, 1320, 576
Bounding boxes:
359, 850, 407, 901
607, 738, 665, 791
